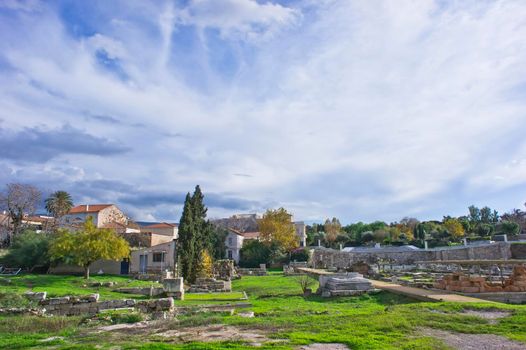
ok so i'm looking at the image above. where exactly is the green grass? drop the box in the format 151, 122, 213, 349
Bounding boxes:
1, 273, 161, 300
1, 272, 526, 349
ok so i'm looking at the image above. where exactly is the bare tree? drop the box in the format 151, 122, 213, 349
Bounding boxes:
0, 183, 42, 239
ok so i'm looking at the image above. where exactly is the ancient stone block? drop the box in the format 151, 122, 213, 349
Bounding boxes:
24, 291, 47, 302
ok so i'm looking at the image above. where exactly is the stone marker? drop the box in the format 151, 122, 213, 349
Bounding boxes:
163, 277, 184, 300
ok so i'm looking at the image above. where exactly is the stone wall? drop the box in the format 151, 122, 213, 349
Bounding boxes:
237, 264, 267, 276
511, 243, 526, 259
311, 243, 512, 269
28, 293, 174, 316
188, 278, 231, 292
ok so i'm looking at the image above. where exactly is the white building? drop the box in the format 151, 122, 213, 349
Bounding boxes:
294, 221, 307, 247
130, 240, 177, 274
225, 228, 260, 263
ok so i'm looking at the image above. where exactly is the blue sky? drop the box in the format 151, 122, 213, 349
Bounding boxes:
1, 0, 526, 223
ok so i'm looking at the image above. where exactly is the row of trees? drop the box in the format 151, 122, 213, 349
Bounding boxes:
307, 204, 526, 249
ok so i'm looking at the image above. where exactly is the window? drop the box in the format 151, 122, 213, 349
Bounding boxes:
227, 250, 233, 259
228, 237, 233, 245
152, 252, 165, 262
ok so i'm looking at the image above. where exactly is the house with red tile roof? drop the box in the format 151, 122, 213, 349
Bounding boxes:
139, 222, 178, 246
62, 204, 128, 228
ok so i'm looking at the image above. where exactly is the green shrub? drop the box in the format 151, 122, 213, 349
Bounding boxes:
239, 240, 271, 268
289, 248, 309, 262
0, 230, 51, 269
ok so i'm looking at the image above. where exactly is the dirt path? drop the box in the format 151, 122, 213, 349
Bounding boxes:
371, 280, 495, 303
420, 328, 526, 350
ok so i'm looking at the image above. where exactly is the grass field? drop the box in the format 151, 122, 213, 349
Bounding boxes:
0, 274, 162, 301
1, 272, 526, 349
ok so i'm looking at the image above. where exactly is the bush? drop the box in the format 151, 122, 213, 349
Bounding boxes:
239, 240, 271, 268
290, 248, 309, 262
0, 230, 51, 269
497, 221, 520, 236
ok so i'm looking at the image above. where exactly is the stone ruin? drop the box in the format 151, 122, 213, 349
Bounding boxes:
21, 292, 174, 316
213, 259, 239, 280
162, 277, 184, 299
318, 272, 375, 297
237, 264, 267, 276
284, 261, 308, 276
188, 277, 232, 293
433, 265, 526, 293
112, 277, 184, 300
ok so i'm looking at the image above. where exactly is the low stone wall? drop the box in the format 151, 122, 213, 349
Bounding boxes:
188, 278, 231, 292
114, 287, 165, 297
23, 292, 175, 316
312, 243, 512, 269
433, 266, 526, 293
237, 264, 267, 276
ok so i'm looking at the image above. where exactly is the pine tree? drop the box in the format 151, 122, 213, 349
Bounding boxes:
178, 193, 196, 282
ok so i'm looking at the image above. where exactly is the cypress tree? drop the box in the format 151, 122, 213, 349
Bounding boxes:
178, 193, 196, 282
191, 185, 213, 253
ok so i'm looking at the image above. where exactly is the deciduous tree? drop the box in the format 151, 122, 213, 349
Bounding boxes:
443, 218, 465, 239
49, 217, 129, 279
258, 208, 297, 251
0, 183, 41, 239
324, 217, 342, 246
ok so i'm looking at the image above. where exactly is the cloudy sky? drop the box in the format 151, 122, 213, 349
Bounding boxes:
1, 0, 526, 223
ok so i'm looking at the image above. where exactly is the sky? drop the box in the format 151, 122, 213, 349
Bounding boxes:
1, 0, 526, 224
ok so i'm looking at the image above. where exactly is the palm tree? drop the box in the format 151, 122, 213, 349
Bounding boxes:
45, 191, 74, 219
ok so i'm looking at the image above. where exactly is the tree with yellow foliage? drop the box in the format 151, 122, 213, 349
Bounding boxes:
443, 218, 465, 239
196, 249, 213, 278
49, 217, 130, 279
258, 208, 297, 251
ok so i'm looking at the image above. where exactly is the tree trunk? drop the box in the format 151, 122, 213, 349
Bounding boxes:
84, 266, 90, 279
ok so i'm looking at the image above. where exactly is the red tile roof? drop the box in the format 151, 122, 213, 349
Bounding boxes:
69, 204, 113, 214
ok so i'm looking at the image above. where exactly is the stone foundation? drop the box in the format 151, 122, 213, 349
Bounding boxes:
433, 265, 526, 293
318, 272, 375, 297
188, 278, 231, 292
237, 264, 267, 276
114, 287, 165, 297
22, 292, 175, 316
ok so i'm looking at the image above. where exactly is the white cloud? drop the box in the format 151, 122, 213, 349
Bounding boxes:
0, 0, 526, 222
176, 0, 301, 41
